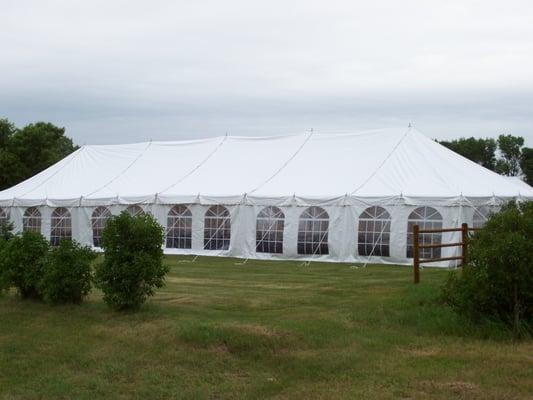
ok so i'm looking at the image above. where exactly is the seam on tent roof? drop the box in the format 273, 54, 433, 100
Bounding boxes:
158, 134, 228, 195
84, 141, 153, 198
18, 146, 85, 198
350, 127, 411, 195
249, 131, 313, 194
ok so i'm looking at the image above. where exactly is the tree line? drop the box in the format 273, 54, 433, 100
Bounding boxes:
1, 117, 532, 190
437, 135, 533, 185
0, 119, 78, 191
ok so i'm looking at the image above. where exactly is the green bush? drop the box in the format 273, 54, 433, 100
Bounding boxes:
0, 230, 49, 299
41, 240, 96, 304
0, 220, 14, 243
442, 201, 533, 336
94, 211, 167, 310
0, 222, 14, 292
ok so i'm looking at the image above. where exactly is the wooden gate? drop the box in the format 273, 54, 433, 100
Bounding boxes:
412, 223, 479, 284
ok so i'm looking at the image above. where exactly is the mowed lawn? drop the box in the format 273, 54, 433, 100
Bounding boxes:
0, 257, 531, 399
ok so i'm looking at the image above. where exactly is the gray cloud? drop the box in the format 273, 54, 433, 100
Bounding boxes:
2, 0, 533, 145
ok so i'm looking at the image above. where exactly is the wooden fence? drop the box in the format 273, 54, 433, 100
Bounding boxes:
412, 223, 480, 284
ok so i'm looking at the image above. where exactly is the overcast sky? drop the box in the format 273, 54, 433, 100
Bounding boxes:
2, 0, 533, 145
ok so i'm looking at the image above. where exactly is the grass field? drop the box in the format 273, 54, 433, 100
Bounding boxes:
0, 256, 531, 399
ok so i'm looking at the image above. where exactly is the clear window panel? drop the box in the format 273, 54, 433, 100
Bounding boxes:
406, 207, 443, 258
297, 206, 329, 255
23, 207, 42, 233
204, 205, 231, 250
166, 205, 192, 249
256, 206, 285, 254
50, 207, 72, 246
91, 207, 112, 247
357, 206, 391, 257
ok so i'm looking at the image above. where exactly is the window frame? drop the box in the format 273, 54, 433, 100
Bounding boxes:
50, 207, 72, 246
358, 206, 391, 257
297, 206, 329, 255
203, 205, 231, 251
91, 206, 112, 247
23, 207, 42, 233
406, 206, 443, 259
166, 205, 193, 249
256, 206, 285, 254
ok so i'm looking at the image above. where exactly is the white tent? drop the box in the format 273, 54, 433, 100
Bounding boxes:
1, 127, 532, 266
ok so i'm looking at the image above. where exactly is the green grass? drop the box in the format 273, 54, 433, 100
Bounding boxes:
0, 256, 531, 399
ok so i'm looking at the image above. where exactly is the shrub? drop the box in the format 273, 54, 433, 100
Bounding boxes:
0, 230, 49, 299
0, 220, 14, 243
0, 222, 14, 292
41, 240, 96, 304
94, 211, 167, 310
442, 201, 533, 336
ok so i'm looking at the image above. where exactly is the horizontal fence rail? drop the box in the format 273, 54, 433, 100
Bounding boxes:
413, 223, 480, 284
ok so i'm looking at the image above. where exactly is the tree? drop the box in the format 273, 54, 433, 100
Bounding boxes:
439, 134, 533, 185
0, 118, 16, 148
521, 148, 533, 186
41, 240, 96, 304
0, 119, 78, 190
0, 220, 14, 243
0, 230, 50, 299
0, 221, 14, 292
438, 137, 497, 170
495, 134, 524, 176
441, 202, 533, 337
94, 212, 167, 310
0, 147, 29, 189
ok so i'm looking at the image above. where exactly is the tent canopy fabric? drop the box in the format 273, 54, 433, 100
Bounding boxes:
1, 127, 532, 207
1, 127, 532, 266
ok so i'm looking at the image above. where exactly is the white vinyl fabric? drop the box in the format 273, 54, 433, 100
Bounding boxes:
1, 127, 532, 266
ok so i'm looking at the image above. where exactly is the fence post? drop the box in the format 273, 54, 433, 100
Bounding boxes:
413, 224, 420, 284
461, 223, 468, 267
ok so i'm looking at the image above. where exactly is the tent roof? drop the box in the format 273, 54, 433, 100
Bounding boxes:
1, 127, 532, 206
